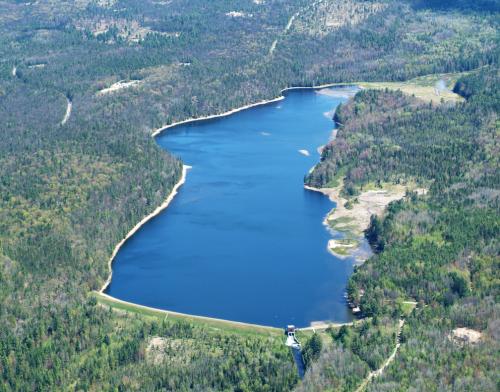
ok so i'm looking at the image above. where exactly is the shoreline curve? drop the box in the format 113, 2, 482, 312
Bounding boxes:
101, 83, 359, 329
99, 164, 191, 294
151, 84, 357, 137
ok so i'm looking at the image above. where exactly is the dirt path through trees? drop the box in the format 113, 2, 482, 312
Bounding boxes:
61, 96, 72, 125
355, 319, 405, 392
269, 0, 324, 55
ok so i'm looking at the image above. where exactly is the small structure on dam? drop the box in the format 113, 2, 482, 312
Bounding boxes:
285, 325, 305, 378
285, 325, 300, 348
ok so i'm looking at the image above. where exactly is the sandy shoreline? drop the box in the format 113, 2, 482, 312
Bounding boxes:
306, 184, 422, 262
151, 84, 358, 137
152, 97, 285, 137
99, 164, 191, 293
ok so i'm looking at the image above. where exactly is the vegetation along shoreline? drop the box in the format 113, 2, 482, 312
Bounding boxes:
103, 84, 359, 330
100, 73, 462, 330
151, 84, 358, 137
99, 165, 191, 294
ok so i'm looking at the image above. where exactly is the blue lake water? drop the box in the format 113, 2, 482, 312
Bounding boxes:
106, 87, 358, 327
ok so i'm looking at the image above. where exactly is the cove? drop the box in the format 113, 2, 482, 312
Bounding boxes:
106, 87, 359, 327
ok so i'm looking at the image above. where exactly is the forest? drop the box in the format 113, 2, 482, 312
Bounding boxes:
301, 66, 499, 391
0, 0, 498, 390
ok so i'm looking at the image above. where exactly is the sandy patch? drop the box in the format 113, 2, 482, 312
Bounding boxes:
328, 239, 355, 258
300, 320, 356, 331
328, 239, 356, 248
97, 80, 141, 96
322, 186, 408, 236
306, 184, 426, 261
316, 88, 358, 99
450, 327, 482, 345
146, 336, 169, 364
28, 63, 46, 69
146, 336, 211, 365
96, 0, 117, 7
226, 11, 252, 18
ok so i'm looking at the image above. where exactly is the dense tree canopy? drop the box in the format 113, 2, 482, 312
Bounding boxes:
300, 66, 499, 391
0, 0, 498, 390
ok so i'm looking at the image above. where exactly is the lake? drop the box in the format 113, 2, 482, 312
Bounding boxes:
106, 87, 359, 327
